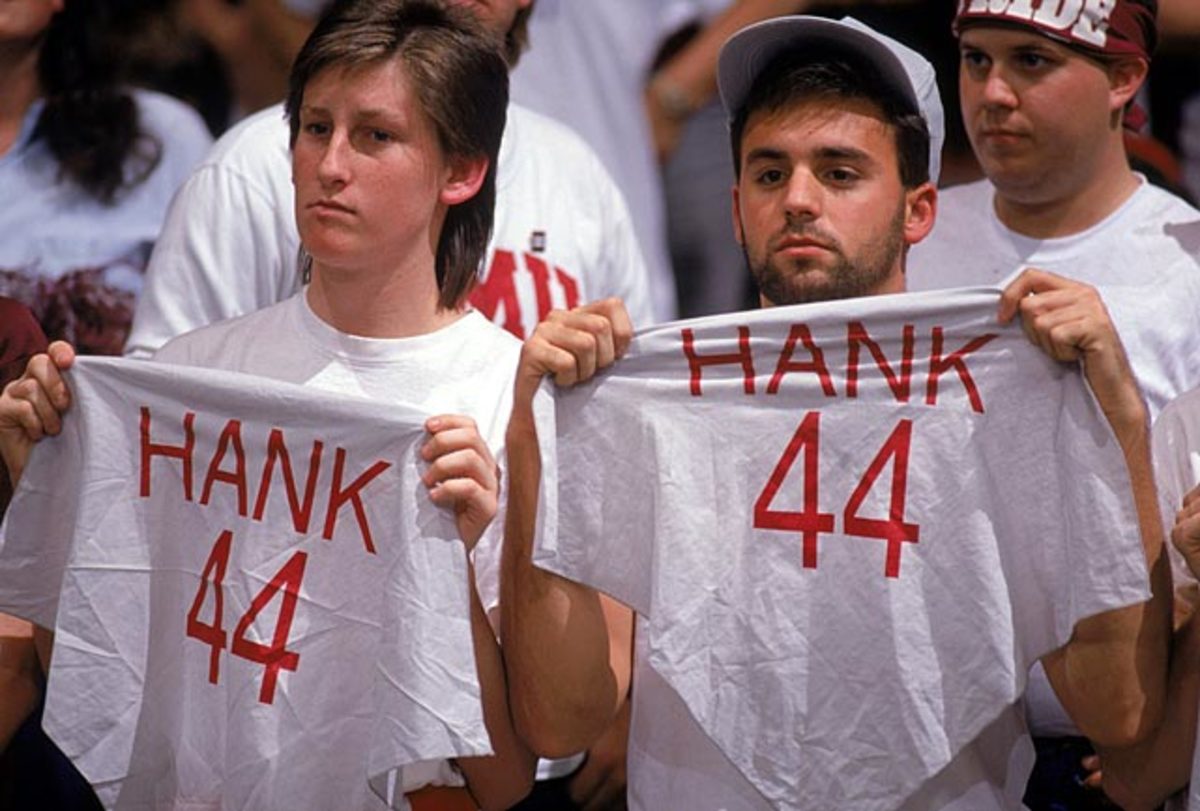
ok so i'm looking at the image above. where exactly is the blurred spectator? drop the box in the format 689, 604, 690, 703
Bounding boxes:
0, 0, 211, 356
1154, 0, 1200, 203
654, 1, 800, 319
510, 0, 686, 323
173, 0, 329, 123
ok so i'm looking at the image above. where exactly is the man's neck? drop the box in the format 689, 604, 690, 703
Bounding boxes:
991, 149, 1141, 240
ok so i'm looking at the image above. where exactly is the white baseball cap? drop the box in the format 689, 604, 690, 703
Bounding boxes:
717, 15, 944, 184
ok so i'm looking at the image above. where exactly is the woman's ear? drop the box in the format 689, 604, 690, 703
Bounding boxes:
440, 154, 489, 206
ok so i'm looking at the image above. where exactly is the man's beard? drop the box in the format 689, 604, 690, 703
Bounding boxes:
743, 203, 906, 307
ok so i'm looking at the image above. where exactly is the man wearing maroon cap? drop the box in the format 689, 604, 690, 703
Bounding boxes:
910, 0, 1200, 417
908, 1, 1200, 808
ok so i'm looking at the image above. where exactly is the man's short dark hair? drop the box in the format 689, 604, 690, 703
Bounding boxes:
730, 45, 930, 189
286, 0, 509, 311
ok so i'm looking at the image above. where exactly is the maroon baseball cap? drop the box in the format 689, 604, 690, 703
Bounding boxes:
953, 0, 1157, 60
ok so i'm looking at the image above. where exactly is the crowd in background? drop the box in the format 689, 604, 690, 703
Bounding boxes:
3, 0, 1198, 347
2, 1, 1200, 810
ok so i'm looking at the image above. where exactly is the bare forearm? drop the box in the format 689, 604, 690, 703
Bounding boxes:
1159, 0, 1200, 43
246, 0, 315, 68
500, 410, 631, 758
0, 614, 40, 753
1099, 608, 1200, 809
651, 0, 800, 111
1046, 421, 1171, 746
457, 569, 535, 811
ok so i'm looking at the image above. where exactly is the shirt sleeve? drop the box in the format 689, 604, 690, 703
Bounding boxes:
590, 148, 658, 330
125, 155, 300, 357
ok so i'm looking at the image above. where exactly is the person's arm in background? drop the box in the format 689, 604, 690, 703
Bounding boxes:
646, 0, 800, 161
1088, 481, 1200, 810
245, 0, 321, 78
0, 299, 50, 755
176, 0, 318, 114
645, 0, 921, 160
1159, 0, 1200, 45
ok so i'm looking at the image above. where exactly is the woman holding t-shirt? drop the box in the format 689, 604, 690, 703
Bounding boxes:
0, 1, 534, 808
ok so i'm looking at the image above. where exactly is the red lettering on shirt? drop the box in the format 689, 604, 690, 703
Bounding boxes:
682, 326, 755, 396
200, 419, 248, 516
768, 324, 836, 397
925, 329, 996, 414
252, 428, 324, 534
846, 322, 915, 403
322, 448, 392, 554
140, 406, 195, 501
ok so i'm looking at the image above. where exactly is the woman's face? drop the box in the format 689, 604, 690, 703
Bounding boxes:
292, 57, 452, 278
0, 0, 62, 44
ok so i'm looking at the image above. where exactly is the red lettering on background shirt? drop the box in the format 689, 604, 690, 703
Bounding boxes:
471, 250, 523, 337
470, 249, 583, 339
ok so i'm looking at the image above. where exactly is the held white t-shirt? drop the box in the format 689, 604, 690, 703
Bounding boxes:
534, 289, 1150, 810
0, 355, 497, 810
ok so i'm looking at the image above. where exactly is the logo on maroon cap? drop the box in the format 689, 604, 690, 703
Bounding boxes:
955, 0, 1156, 59
956, 0, 1113, 47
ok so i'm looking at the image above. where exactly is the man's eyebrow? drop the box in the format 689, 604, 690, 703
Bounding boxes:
814, 145, 875, 164
743, 146, 788, 165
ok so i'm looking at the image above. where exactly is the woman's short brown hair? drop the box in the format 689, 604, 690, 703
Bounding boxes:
287, 0, 509, 310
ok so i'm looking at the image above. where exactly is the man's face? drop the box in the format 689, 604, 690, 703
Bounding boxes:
733, 96, 924, 307
447, 0, 530, 40
958, 26, 1127, 205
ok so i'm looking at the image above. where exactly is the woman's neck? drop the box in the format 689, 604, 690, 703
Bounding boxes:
305, 257, 463, 339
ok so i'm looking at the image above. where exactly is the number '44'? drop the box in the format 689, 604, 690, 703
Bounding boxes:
754, 413, 920, 578
186, 530, 307, 704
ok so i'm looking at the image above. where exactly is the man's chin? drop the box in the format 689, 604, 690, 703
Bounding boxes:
755, 266, 841, 307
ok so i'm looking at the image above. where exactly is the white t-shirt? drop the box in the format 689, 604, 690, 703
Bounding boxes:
0, 349, 504, 809
154, 293, 520, 614
0, 89, 211, 354
125, 101, 655, 356
908, 178, 1200, 420
509, 0, 679, 323
533, 289, 1150, 810
909, 177, 1200, 739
